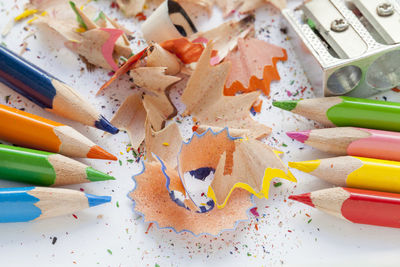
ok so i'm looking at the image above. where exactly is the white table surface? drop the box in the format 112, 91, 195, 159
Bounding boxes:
1, 0, 400, 266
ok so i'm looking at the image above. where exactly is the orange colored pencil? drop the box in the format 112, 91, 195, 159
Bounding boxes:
0, 104, 117, 160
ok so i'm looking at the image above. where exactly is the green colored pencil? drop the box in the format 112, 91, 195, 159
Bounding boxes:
273, 96, 400, 131
0, 144, 115, 186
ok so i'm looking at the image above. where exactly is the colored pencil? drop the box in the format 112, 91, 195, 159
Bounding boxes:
273, 96, 400, 131
0, 144, 115, 186
0, 45, 118, 134
0, 186, 110, 223
289, 156, 400, 193
287, 127, 400, 162
0, 103, 117, 160
289, 187, 400, 228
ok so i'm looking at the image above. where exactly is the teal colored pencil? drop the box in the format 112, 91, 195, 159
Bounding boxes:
0, 187, 111, 223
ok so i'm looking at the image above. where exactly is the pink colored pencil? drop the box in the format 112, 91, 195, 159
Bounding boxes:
286, 127, 400, 162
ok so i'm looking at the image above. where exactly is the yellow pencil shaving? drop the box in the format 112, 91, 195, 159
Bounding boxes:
75, 27, 86, 33
126, 146, 132, 153
162, 142, 170, 146
27, 16, 38, 24
119, 152, 123, 155
80, 5, 85, 10
288, 160, 320, 173
15, 9, 38, 21
40, 11, 47, 16
208, 168, 297, 209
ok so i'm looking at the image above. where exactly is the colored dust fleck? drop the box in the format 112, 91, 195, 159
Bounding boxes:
145, 223, 153, 234
116, 201, 119, 208
250, 207, 260, 217
273, 182, 282, 187
72, 214, 78, 219
107, 249, 112, 255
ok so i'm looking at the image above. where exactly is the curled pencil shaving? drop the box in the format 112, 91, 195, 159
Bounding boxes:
110, 93, 146, 149
97, 43, 183, 95
129, 160, 253, 236
178, 129, 295, 209
208, 139, 296, 208
195, 125, 250, 138
215, 0, 287, 17
130, 67, 181, 131
160, 38, 211, 64
97, 48, 147, 95
116, 0, 146, 17
224, 37, 287, 97
147, 43, 181, 75
116, 0, 211, 17
32, 2, 131, 70
190, 15, 254, 60
145, 120, 182, 169
181, 42, 271, 140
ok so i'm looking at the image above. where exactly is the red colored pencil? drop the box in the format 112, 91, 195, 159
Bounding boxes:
289, 187, 400, 228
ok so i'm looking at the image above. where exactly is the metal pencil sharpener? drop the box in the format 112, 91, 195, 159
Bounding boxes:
282, 0, 400, 97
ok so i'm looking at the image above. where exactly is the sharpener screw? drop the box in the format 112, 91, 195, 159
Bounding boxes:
377, 2, 394, 17
331, 19, 349, 32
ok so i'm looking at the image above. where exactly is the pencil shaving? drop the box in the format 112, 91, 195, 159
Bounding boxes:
224, 38, 287, 97
130, 67, 181, 131
190, 16, 254, 60
145, 120, 182, 169
110, 94, 146, 149
215, 0, 287, 17
182, 42, 271, 140
208, 139, 296, 208
130, 160, 254, 236
147, 43, 181, 75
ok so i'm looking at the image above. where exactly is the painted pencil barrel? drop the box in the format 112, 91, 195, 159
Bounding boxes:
0, 104, 117, 160
0, 45, 56, 108
0, 46, 119, 134
289, 156, 400, 193
0, 187, 111, 223
274, 96, 400, 131
0, 144, 115, 186
287, 127, 400, 162
290, 187, 400, 228
327, 97, 400, 131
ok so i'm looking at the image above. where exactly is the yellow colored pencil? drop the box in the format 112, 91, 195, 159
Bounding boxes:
289, 156, 400, 193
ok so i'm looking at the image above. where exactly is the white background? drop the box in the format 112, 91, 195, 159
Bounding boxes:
1, 0, 400, 266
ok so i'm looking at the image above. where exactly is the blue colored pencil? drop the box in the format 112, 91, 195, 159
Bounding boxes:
0, 45, 118, 134
0, 187, 111, 222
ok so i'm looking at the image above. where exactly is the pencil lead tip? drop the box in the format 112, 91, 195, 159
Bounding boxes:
286, 130, 310, 143
85, 193, 111, 207
86, 167, 116, 182
95, 115, 119, 134
87, 145, 118, 161
272, 100, 299, 111
288, 160, 320, 173
289, 193, 314, 207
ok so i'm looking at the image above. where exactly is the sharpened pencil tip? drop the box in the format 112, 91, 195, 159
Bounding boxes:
288, 160, 320, 173
286, 131, 310, 143
86, 167, 116, 182
273, 100, 299, 111
87, 145, 118, 161
289, 193, 314, 207
95, 115, 119, 134
85, 193, 111, 207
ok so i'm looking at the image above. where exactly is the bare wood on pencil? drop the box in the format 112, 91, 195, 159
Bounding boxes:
311, 187, 350, 220
308, 127, 370, 154
54, 126, 93, 157
47, 154, 89, 186
50, 80, 99, 126
310, 156, 363, 186
31, 187, 89, 220
294, 97, 342, 126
